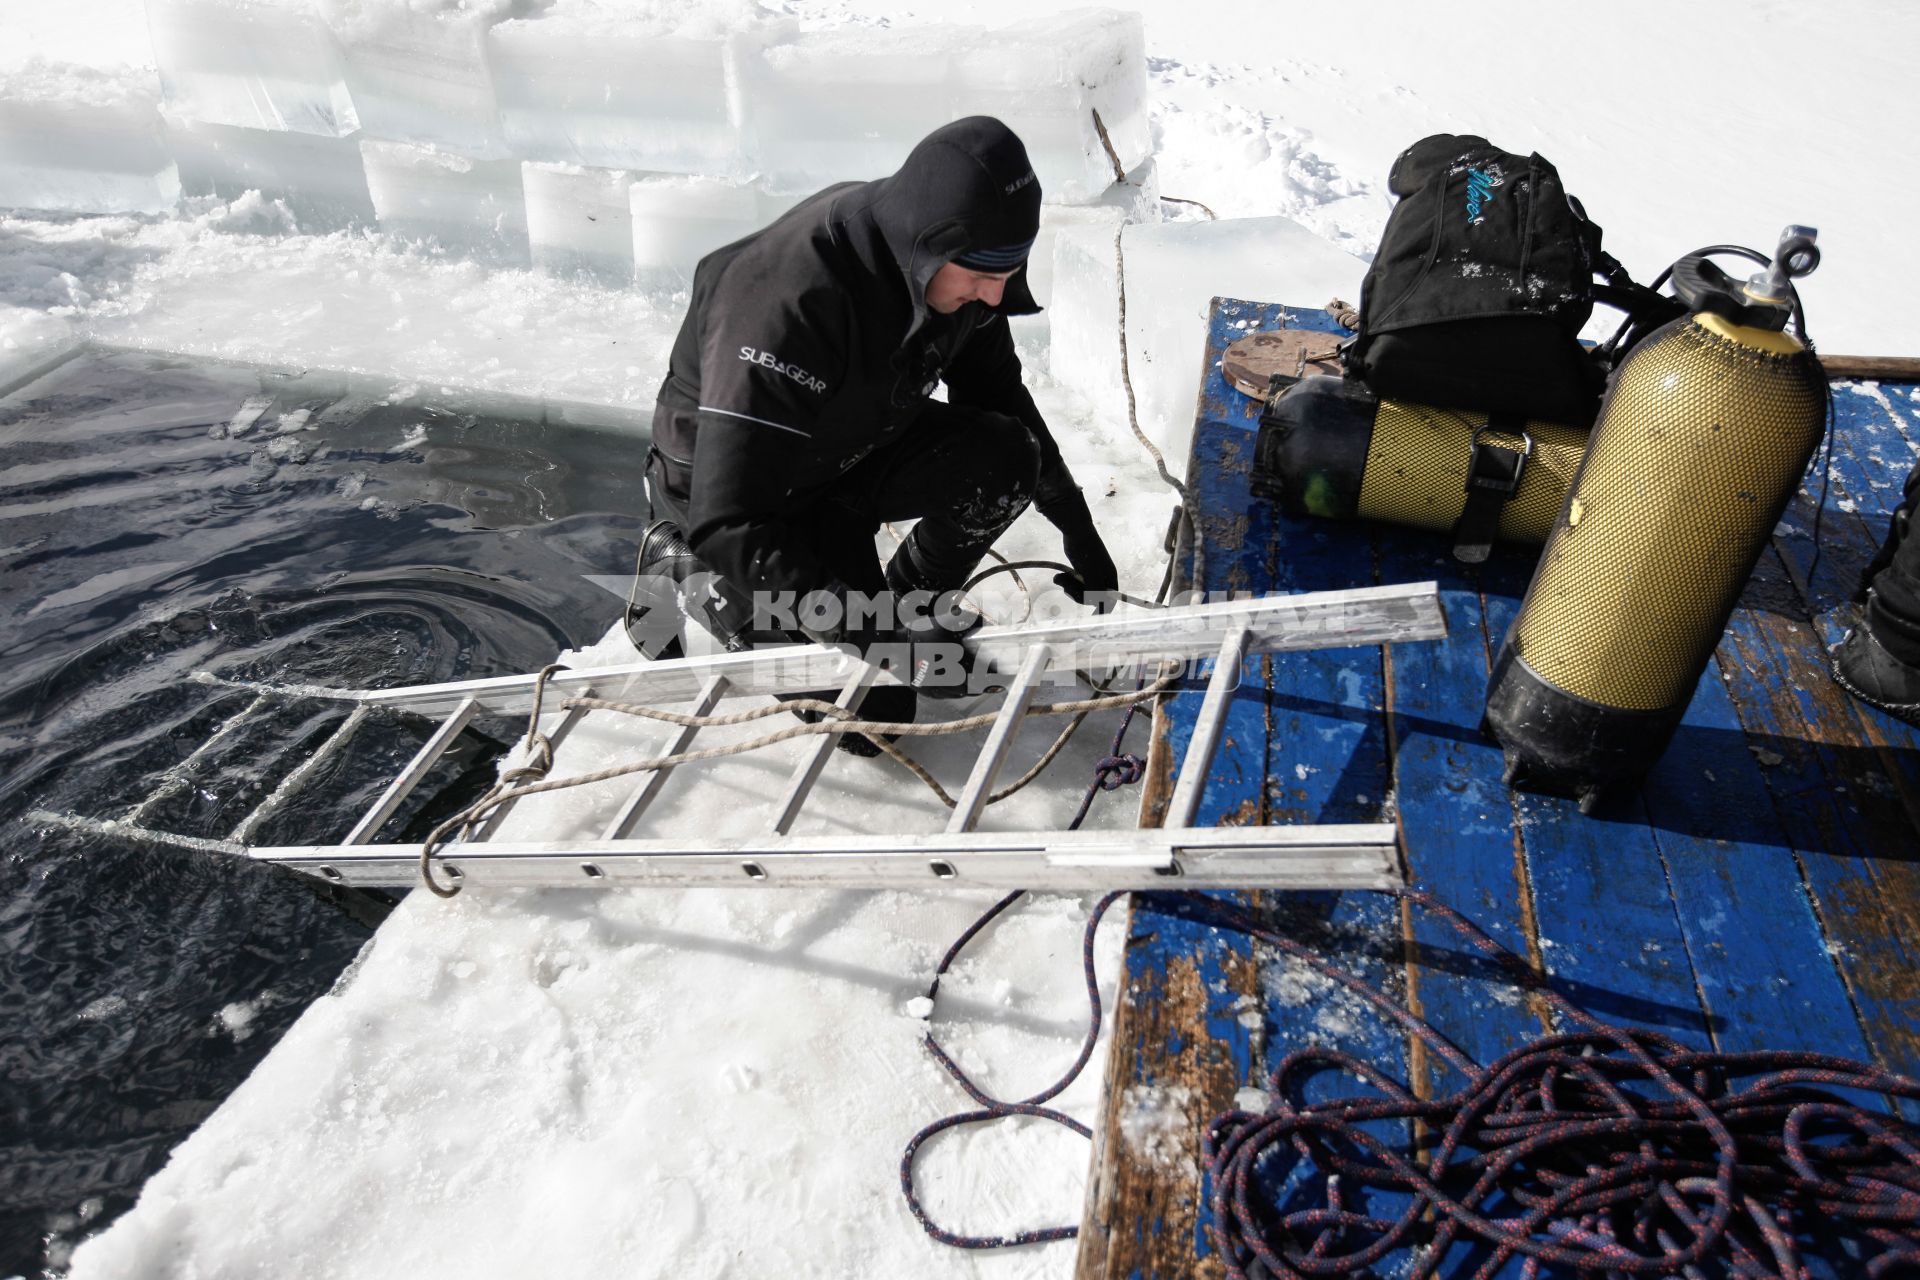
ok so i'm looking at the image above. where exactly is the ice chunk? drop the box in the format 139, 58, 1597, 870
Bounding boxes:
523, 162, 635, 283
0, 61, 179, 215
323, 1, 506, 156
0, 307, 81, 401
1047, 216, 1364, 467
629, 174, 762, 288
1027, 157, 1160, 308
147, 0, 360, 136
361, 140, 528, 266
954, 10, 1150, 206
490, 2, 767, 176
741, 24, 972, 189
169, 120, 375, 231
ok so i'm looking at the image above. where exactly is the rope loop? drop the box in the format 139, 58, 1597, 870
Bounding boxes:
1093, 752, 1145, 791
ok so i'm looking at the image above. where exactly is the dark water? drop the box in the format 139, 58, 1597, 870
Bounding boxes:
0, 349, 647, 1276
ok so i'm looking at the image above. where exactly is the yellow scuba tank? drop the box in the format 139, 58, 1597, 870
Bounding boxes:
1484, 227, 1829, 809
1252, 377, 1586, 562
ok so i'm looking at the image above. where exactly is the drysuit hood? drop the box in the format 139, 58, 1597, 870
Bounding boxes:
867, 117, 1044, 333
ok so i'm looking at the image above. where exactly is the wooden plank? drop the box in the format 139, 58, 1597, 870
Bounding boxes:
1726, 375, 1920, 1088
1079, 297, 1291, 1280
1717, 581, 1920, 1095
1374, 528, 1546, 1067
1480, 579, 1717, 1050
1637, 617, 1881, 1064
1238, 302, 1413, 1278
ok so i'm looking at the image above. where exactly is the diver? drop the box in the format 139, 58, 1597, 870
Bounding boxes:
636, 116, 1118, 752
1830, 456, 1920, 725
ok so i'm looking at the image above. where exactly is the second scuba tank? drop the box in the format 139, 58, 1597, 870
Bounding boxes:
1484, 227, 1829, 808
1252, 377, 1587, 562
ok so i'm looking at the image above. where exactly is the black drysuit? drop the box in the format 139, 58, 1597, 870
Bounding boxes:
647, 117, 1113, 641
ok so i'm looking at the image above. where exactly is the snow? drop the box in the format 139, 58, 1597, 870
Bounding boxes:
3, 0, 1915, 1274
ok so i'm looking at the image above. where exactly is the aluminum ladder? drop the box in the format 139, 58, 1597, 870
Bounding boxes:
37, 582, 1445, 892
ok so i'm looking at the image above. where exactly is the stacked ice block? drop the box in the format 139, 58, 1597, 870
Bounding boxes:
0, 62, 179, 215
361, 140, 528, 265
147, 0, 359, 136
523, 162, 636, 283
323, 0, 506, 157
490, 2, 765, 177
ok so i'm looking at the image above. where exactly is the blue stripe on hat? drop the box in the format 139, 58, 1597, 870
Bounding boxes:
953, 240, 1035, 270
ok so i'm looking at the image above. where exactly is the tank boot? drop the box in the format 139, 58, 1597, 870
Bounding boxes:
1828, 622, 1920, 727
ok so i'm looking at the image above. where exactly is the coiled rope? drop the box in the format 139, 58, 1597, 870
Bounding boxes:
1199, 889, 1920, 1280
900, 887, 1920, 1276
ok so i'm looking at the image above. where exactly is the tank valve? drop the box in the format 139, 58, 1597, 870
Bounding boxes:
1745, 225, 1820, 305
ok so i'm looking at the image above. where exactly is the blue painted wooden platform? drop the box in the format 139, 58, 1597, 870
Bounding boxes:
1075, 298, 1920, 1280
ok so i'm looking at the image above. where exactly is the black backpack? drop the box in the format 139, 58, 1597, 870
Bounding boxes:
1343, 135, 1672, 426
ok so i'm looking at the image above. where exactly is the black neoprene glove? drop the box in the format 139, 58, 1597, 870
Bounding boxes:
1039, 487, 1119, 611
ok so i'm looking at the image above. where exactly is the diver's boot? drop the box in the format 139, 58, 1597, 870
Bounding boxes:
1829, 623, 1920, 727
885, 538, 985, 700
626, 521, 696, 658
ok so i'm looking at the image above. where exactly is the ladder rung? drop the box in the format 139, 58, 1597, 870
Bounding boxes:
766, 665, 877, 836
127, 692, 273, 825
342, 698, 479, 845
229, 705, 375, 844
1164, 626, 1254, 830
599, 674, 729, 841
945, 643, 1052, 834
469, 696, 596, 842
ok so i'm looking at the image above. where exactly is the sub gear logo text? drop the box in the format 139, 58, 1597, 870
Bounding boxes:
739, 346, 828, 395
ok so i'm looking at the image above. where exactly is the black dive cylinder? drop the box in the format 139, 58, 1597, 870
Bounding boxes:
1484, 228, 1828, 809
1252, 377, 1586, 562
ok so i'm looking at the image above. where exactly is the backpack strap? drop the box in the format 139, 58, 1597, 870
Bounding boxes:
1451, 416, 1531, 563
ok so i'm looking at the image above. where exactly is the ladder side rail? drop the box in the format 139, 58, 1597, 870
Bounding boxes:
282, 583, 1443, 718
342, 697, 481, 845
251, 824, 1399, 892
1164, 626, 1255, 831
599, 674, 730, 841
944, 643, 1052, 834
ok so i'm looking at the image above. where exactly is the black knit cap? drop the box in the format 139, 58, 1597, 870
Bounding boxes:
870, 116, 1045, 326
